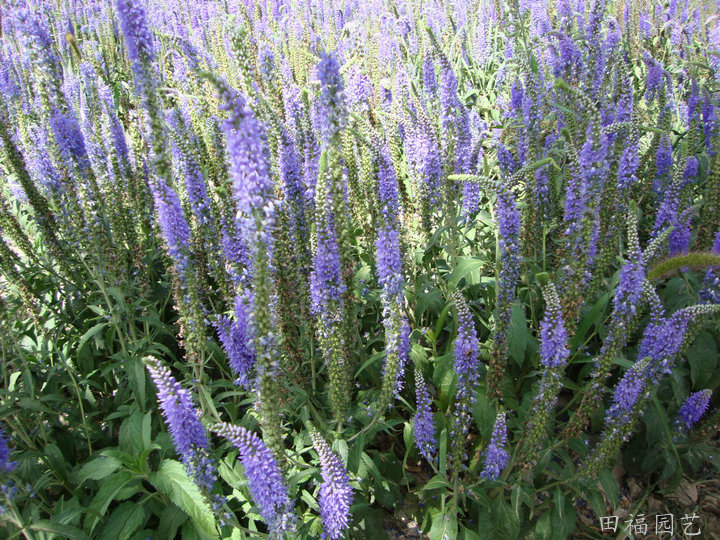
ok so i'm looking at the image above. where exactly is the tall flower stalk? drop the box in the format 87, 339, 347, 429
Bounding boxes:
116, 0, 207, 381
564, 211, 646, 439
519, 283, 570, 469
374, 148, 410, 418
582, 302, 720, 477
449, 291, 481, 476
311, 52, 354, 422
481, 411, 510, 481
215, 76, 287, 463
489, 183, 521, 401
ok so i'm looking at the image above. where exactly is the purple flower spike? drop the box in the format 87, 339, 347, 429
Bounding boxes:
310, 214, 345, 317
214, 294, 255, 387
413, 368, 436, 464
376, 226, 403, 305
496, 186, 521, 310
115, 0, 155, 65
49, 109, 90, 172
605, 358, 650, 424
481, 412, 509, 481
539, 285, 570, 369
614, 258, 645, 323
317, 52, 347, 146
454, 293, 480, 386
699, 230, 720, 304
150, 180, 192, 278
0, 425, 16, 474
311, 432, 354, 540
145, 356, 216, 494
675, 390, 712, 431
213, 423, 297, 538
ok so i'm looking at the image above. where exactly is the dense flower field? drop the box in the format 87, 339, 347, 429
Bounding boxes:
1, 0, 719, 538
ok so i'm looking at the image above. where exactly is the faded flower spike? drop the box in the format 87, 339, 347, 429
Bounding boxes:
311, 431, 353, 539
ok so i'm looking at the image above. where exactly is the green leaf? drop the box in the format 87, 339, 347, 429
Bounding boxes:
100, 502, 145, 540
416, 284, 444, 320
182, 520, 208, 540
119, 412, 145, 455
448, 256, 486, 289
490, 497, 520, 538
688, 332, 717, 388
218, 455, 246, 489
30, 521, 91, 540
355, 350, 384, 377
429, 510, 458, 540
434, 300, 453, 343
420, 474, 449, 492
150, 459, 218, 539
533, 512, 552, 540
511, 485, 533, 520
551, 487, 576, 538
126, 356, 147, 411
472, 386, 496, 439
584, 490, 606, 522
86, 471, 136, 533
100, 449, 139, 470
459, 525, 481, 540
572, 293, 610, 350
43, 444, 70, 483
508, 301, 531, 366
438, 428, 448, 477
76, 456, 122, 484
142, 411, 153, 450
409, 342, 428, 366
77, 322, 109, 355
598, 469, 619, 506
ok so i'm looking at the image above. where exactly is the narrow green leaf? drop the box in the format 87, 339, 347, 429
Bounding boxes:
688, 332, 717, 388
508, 302, 530, 367
30, 521, 90, 540
420, 474, 449, 492
598, 469, 619, 506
